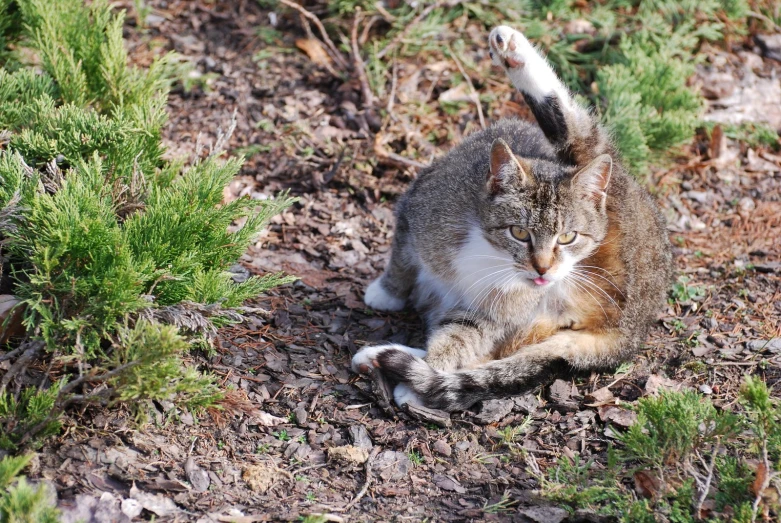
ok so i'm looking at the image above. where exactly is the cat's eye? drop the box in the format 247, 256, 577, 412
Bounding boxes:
557, 231, 577, 245
510, 226, 531, 242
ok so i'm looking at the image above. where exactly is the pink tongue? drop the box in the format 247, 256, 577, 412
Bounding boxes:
533, 277, 550, 286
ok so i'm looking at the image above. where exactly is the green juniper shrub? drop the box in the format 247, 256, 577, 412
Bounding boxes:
0, 454, 58, 522
537, 378, 781, 521
0, 0, 295, 453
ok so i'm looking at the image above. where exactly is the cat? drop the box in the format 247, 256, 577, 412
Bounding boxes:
351, 26, 672, 412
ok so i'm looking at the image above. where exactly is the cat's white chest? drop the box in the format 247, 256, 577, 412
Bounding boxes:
413, 226, 558, 327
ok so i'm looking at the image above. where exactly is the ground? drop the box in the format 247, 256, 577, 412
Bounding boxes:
32, 1, 781, 522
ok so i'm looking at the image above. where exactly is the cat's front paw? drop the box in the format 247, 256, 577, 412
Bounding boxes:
351, 344, 427, 374
364, 278, 406, 311
488, 26, 530, 69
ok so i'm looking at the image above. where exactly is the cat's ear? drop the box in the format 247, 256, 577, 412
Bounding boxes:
572, 154, 612, 205
488, 139, 530, 194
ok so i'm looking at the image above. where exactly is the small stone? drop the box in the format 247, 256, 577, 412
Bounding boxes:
699, 384, 713, 395
144, 14, 166, 27
372, 451, 412, 481
294, 407, 308, 426
738, 197, 756, 213
121, 498, 143, 519
455, 441, 471, 452
748, 339, 781, 353
348, 424, 373, 449
683, 190, 709, 204
432, 440, 451, 457
203, 56, 218, 71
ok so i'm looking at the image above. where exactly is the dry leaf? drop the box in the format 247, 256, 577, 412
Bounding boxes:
327, 445, 369, 466
295, 38, 331, 66
645, 374, 684, 395
585, 386, 615, 406
634, 470, 660, 499
752, 461, 768, 497
254, 411, 288, 426
0, 295, 24, 344
598, 405, 637, 427
438, 83, 471, 104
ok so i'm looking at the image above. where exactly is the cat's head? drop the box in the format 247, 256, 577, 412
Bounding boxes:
477, 139, 612, 288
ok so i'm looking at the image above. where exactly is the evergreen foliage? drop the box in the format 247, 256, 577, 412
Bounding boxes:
538, 378, 781, 521
0, 0, 295, 452
0, 455, 58, 523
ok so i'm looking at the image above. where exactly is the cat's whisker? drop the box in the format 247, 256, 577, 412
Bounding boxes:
574, 264, 616, 276
461, 267, 515, 314
568, 273, 621, 312
464, 268, 516, 325
488, 270, 517, 321
574, 274, 622, 311
571, 268, 625, 298
460, 255, 517, 262
465, 279, 508, 325
564, 275, 609, 320
438, 262, 517, 306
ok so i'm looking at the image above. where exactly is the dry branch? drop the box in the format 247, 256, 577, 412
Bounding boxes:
278, 0, 349, 71
351, 11, 376, 109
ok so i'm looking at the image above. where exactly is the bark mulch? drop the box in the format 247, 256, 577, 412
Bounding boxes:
38, 2, 781, 522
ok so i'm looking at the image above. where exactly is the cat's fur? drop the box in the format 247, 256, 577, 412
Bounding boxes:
352, 26, 672, 411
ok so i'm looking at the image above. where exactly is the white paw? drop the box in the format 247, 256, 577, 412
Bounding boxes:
488, 26, 532, 68
488, 25, 563, 103
351, 344, 427, 374
393, 383, 423, 408
364, 278, 406, 311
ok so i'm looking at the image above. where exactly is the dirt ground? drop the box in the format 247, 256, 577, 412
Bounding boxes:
36, 1, 781, 522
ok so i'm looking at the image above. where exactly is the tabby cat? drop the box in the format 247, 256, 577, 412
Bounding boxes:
351, 26, 672, 412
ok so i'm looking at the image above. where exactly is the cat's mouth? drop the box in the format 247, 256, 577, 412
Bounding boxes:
532, 277, 551, 286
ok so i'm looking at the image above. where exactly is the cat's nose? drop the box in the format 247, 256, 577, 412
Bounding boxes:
532, 258, 552, 275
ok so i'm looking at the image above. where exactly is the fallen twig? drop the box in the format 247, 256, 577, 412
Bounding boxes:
278, 0, 349, 71
404, 403, 452, 428
373, 134, 427, 171
343, 447, 381, 511
0, 340, 43, 396
692, 446, 718, 518
386, 58, 398, 115
447, 44, 485, 130
351, 11, 376, 109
